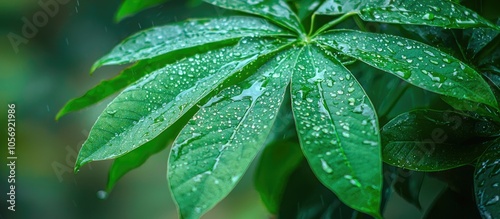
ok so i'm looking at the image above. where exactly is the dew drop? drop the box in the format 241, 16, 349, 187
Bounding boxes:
97, 190, 108, 200
320, 158, 333, 173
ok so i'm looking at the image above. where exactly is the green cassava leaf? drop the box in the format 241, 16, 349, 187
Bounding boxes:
202, 0, 304, 35
254, 141, 303, 214
105, 107, 195, 192
316, 30, 498, 108
75, 38, 289, 171
92, 16, 292, 71
315, 0, 499, 30
474, 139, 500, 219
106, 127, 171, 192
115, 0, 169, 22
57, 57, 164, 120
291, 45, 382, 218
168, 48, 300, 219
381, 109, 498, 171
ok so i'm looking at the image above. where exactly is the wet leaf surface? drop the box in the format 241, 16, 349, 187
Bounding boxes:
167, 48, 299, 219
474, 139, 500, 219
317, 30, 498, 108
202, 0, 304, 34
381, 109, 498, 171
316, 0, 499, 30
75, 38, 289, 171
291, 45, 382, 218
92, 16, 292, 70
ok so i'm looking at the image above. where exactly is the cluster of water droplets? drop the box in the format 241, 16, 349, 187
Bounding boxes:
291, 46, 382, 196
168, 48, 296, 217
475, 143, 500, 218
317, 30, 494, 105
97, 16, 286, 67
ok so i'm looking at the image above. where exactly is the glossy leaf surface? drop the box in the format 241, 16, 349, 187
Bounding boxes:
315, 0, 499, 30
202, 0, 304, 34
474, 140, 500, 219
115, 0, 169, 22
168, 48, 299, 219
92, 16, 291, 71
381, 110, 498, 171
291, 45, 382, 218
317, 30, 498, 108
75, 38, 287, 171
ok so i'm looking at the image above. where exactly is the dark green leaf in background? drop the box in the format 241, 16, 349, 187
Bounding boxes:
382, 109, 498, 171
254, 141, 303, 214
474, 139, 500, 219
115, 0, 169, 22
291, 45, 382, 218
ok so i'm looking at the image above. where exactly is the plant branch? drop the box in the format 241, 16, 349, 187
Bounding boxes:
311, 12, 357, 37
353, 15, 367, 32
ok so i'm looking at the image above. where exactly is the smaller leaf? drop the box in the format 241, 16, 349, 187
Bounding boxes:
441, 96, 500, 123
115, 0, 169, 22
254, 141, 303, 214
92, 16, 292, 71
474, 139, 500, 219
317, 30, 499, 108
57, 59, 157, 120
315, 0, 499, 30
381, 109, 498, 171
202, 0, 304, 35
466, 26, 499, 58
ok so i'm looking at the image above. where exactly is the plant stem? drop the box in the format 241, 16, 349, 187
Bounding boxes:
308, 14, 317, 36
311, 12, 357, 37
353, 15, 367, 31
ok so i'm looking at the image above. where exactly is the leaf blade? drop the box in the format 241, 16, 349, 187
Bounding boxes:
202, 0, 304, 35
317, 30, 498, 108
254, 141, 303, 214
75, 37, 289, 171
168, 48, 300, 219
92, 16, 292, 71
315, 0, 499, 30
115, 0, 169, 22
291, 45, 382, 218
381, 109, 497, 171
474, 139, 500, 219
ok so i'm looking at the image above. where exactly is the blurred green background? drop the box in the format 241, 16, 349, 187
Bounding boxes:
0, 0, 458, 218
0, 0, 271, 218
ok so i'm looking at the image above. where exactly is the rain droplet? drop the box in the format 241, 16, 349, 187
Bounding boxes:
97, 190, 108, 200
320, 158, 333, 173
